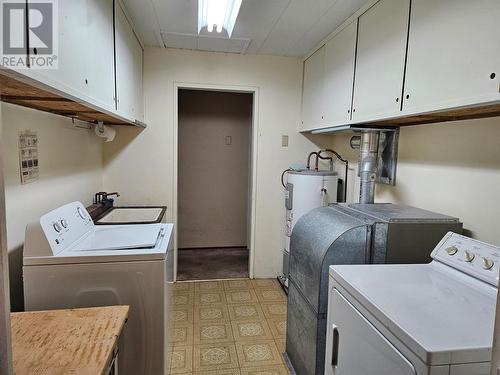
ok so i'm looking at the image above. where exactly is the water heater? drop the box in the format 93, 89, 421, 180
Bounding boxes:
283, 170, 338, 279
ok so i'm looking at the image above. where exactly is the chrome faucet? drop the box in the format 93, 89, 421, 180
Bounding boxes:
94, 192, 120, 205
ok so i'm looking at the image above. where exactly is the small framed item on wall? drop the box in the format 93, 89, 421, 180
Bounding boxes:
18, 130, 39, 184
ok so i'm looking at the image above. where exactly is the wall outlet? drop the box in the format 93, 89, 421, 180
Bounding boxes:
225, 136, 232, 145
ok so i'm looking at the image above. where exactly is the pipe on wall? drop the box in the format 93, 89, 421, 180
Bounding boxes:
359, 131, 379, 204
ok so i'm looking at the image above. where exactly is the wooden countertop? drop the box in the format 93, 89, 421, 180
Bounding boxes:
11, 306, 129, 375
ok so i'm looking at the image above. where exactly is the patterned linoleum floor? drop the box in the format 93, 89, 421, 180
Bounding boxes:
168, 278, 290, 375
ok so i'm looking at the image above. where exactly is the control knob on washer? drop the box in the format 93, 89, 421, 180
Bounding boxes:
445, 246, 458, 255
464, 250, 475, 262
482, 257, 494, 270
53, 222, 62, 233
77, 207, 87, 220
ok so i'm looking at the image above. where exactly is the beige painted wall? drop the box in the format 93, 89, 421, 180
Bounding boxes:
330, 117, 500, 245
103, 48, 332, 278
178, 90, 251, 249
1, 103, 103, 311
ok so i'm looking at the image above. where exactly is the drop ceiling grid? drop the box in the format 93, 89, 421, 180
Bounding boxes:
123, 0, 371, 57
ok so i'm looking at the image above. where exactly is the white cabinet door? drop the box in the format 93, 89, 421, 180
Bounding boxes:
84, 0, 115, 111
115, 2, 144, 122
301, 46, 325, 131
352, 0, 410, 122
325, 289, 417, 375
403, 0, 500, 113
26, 0, 87, 97
323, 20, 358, 127
25, 0, 115, 111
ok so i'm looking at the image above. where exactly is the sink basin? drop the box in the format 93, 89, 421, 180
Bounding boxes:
95, 207, 166, 224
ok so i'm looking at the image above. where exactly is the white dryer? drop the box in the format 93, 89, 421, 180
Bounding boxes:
23, 201, 174, 375
325, 232, 499, 375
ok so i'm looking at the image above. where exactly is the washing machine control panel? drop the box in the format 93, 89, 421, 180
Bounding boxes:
432, 232, 500, 286
39, 201, 94, 255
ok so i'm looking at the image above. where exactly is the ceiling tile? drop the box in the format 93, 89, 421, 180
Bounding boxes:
161, 32, 198, 50
153, 0, 198, 35
197, 35, 251, 54
122, 0, 372, 56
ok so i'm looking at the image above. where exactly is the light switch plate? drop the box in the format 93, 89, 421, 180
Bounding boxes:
225, 136, 232, 145
282, 135, 289, 147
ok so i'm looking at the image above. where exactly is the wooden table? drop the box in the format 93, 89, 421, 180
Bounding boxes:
11, 306, 129, 375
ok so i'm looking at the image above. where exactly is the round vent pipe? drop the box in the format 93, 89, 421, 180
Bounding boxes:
357, 131, 380, 204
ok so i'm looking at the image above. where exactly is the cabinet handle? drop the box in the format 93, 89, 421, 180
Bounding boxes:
396, 98, 399, 102
347, 110, 350, 113
33, 48, 38, 55
331, 324, 339, 367
405, 94, 410, 99
491, 73, 496, 79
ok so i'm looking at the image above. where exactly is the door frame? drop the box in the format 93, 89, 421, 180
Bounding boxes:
173, 82, 259, 281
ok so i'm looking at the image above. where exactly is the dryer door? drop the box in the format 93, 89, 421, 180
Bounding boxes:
325, 289, 417, 375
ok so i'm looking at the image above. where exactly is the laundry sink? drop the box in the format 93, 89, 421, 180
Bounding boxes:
95, 206, 166, 225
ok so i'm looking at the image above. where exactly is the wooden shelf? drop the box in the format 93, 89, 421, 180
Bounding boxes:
0, 68, 145, 127
358, 103, 500, 128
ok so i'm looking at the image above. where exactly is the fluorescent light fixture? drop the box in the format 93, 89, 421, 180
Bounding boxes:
198, 0, 242, 38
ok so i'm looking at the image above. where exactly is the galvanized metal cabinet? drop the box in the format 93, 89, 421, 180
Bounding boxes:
115, 1, 144, 122
323, 20, 358, 127
402, 0, 500, 114
351, 0, 410, 122
301, 46, 325, 131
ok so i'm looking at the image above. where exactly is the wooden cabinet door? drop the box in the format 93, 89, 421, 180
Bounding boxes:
84, 0, 115, 111
115, 2, 144, 122
352, 0, 410, 122
301, 46, 325, 131
403, 0, 500, 113
323, 20, 358, 127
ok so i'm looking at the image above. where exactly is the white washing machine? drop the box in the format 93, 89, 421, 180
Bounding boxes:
325, 232, 499, 375
23, 201, 174, 375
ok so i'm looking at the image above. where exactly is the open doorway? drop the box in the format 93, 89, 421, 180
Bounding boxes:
176, 89, 253, 281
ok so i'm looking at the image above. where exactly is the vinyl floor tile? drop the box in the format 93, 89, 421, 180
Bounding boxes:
193, 342, 239, 372
193, 304, 230, 323
169, 279, 289, 375
194, 322, 235, 344
231, 319, 274, 342
235, 340, 283, 368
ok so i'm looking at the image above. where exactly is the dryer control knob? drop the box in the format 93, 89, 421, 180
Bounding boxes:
445, 246, 458, 255
60, 219, 68, 228
53, 222, 62, 233
482, 257, 494, 270
464, 250, 475, 262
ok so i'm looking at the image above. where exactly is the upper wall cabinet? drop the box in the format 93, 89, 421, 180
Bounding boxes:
323, 20, 358, 126
351, 0, 410, 122
84, 0, 116, 111
403, 0, 500, 113
25, 0, 87, 99
25, 0, 116, 112
301, 20, 357, 131
115, 2, 144, 122
301, 46, 325, 131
